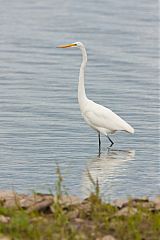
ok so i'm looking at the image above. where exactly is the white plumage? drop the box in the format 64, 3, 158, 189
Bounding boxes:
57, 42, 134, 155
82, 99, 134, 135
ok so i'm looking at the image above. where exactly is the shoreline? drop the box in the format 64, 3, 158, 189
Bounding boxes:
0, 191, 160, 240
0, 191, 160, 210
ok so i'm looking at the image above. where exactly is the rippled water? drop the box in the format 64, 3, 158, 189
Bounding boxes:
0, 0, 159, 200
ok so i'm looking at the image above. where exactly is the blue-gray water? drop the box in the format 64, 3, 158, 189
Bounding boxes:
0, 0, 159, 200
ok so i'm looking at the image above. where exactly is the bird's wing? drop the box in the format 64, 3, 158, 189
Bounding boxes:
84, 101, 134, 133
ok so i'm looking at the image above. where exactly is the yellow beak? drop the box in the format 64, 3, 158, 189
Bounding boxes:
57, 43, 76, 48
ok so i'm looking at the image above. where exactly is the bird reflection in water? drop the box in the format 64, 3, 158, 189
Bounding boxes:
82, 149, 135, 200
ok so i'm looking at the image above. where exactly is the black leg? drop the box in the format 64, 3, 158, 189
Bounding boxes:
98, 132, 101, 156
107, 136, 114, 147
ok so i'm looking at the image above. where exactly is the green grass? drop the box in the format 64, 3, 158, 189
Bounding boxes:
0, 169, 159, 240
0, 195, 160, 240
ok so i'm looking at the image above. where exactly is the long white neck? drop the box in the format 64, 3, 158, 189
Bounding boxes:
78, 46, 88, 109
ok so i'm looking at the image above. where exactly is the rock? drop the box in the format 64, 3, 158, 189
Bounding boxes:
132, 196, 149, 202
96, 235, 116, 240
73, 218, 96, 233
74, 218, 84, 224
27, 198, 53, 213
152, 196, 160, 211
130, 197, 149, 205
20, 194, 53, 209
111, 199, 128, 209
154, 202, 160, 211
67, 209, 79, 219
115, 207, 138, 217
0, 191, 27, 208
0, 235, 11, 240
54, 195, 82, 207
0, 215, 10, 224
112, 197, 150, 209
19, 195, 41, 209
129, 197, 156, 210
153, 196, 160, 204
140, 201, 155, 209
0, 191, 55, 210
0, 191, 16, 199
79, 201, 91, 214
0, 191, 82, 213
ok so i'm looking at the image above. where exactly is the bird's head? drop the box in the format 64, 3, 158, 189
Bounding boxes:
57, 42, 84, 49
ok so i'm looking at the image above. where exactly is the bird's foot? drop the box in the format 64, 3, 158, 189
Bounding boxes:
106, 136, 114, 148
109, 142, 114, 148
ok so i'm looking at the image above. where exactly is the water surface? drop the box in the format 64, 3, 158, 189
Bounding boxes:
0, 0, 159, 200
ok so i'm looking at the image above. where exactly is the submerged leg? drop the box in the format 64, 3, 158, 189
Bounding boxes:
107, 135, 114, 147
98, 132, 101, 156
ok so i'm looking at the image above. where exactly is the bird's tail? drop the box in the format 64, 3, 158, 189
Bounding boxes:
125, 123, 134, 134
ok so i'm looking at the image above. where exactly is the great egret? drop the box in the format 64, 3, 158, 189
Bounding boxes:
57, 42, 134, 155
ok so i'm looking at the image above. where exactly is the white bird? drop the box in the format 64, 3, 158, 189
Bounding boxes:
57, 42, 134, 155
